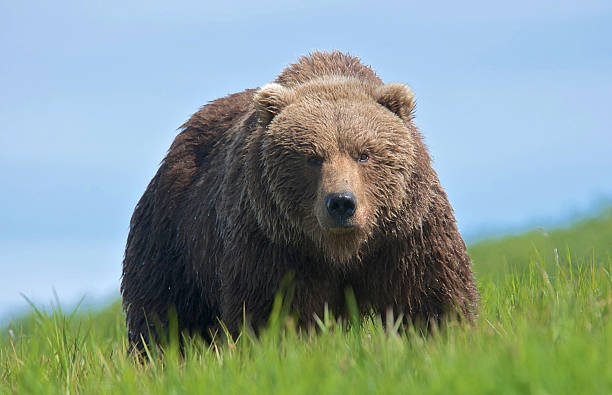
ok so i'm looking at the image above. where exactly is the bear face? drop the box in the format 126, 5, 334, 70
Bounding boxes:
253, 76, 418, 264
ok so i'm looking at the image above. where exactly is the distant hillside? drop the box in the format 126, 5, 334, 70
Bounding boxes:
469, 207, 612, 279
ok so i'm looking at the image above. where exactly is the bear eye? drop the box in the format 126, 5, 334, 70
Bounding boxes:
307, 155, 323, 167
358, 153, 369, 163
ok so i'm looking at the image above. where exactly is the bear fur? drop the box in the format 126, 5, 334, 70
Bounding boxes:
121, 51, 479, 349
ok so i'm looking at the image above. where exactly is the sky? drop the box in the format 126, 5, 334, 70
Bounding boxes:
1, 0, 611, 319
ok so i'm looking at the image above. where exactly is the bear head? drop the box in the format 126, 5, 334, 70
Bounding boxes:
249, 76, 422, 264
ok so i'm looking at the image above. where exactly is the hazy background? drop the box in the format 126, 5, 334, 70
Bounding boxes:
1, 0, 611, 319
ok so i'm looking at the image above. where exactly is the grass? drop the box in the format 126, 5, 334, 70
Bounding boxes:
2, 210, 612, 394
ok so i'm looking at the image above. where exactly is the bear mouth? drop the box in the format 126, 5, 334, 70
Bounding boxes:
326, 225, 358, 235
318, 225, 368, 264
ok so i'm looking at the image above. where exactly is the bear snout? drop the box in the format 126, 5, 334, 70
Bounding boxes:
325, 192, 357, 226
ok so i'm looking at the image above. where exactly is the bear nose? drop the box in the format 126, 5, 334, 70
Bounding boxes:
325, 192, 357, 223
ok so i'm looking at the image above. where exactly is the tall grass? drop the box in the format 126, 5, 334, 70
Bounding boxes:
2, 211, 611, 394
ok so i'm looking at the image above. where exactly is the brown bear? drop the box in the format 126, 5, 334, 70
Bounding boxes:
121, 51, 478, 349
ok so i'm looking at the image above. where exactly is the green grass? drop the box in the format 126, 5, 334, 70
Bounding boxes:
2, 210, 612, 394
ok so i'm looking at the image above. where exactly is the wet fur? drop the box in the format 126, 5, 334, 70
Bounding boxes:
121, 51, 479, 350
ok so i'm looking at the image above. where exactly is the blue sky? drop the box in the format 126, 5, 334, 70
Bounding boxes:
1, 0, 611, 318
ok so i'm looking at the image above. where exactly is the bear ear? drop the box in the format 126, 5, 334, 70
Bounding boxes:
375, 83, 416, 121
253, 83, 296, 125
